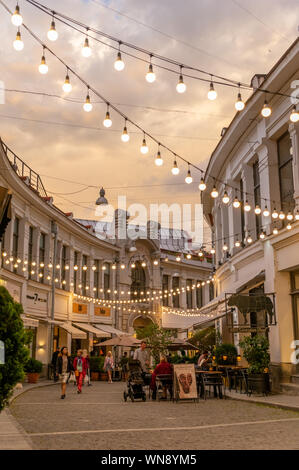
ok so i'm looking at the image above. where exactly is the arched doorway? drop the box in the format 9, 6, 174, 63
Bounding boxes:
131, 261, 147, 298
133, 316, 154, 332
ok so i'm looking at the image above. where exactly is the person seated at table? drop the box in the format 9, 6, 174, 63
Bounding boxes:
150, 355, 173, 400
197, 351, 210, 370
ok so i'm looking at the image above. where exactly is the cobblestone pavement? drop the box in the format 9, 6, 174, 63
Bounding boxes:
9, 381, 299, 450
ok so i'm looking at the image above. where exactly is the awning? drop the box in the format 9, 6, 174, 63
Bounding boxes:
60, 322, 87, 339
192, 294, 227, 330
21, 315, 39, 327
73, 323, 110, 338
93, 324, 130, 336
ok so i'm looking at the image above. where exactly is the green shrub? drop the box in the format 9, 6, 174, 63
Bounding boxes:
188, 326, 216, 353
239, 335, 270, 374
214, 343, 238, 365
89, 356, 104, 372
0, 286, 30, 412
24, 358, 43, 373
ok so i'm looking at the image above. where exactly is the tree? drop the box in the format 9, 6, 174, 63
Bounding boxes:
188, 326, 216, 353
136, 323, 173, 365
0, 286, 30, 412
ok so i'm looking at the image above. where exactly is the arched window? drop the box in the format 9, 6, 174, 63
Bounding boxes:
131, 261, 146, 299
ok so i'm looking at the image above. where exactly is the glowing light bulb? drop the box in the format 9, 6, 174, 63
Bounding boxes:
83, 94, 92, 112
223, 244, 228, 251
140, 138, 149, 154
235, 92, 245, 111
290, 106, 299, 123
208, 82, 217, 101
244, 201, 251, 212
272, 209, 279, 219
255, 205, 261, 215
11, 4, 22, 26
287, 223, 292, 230
62, 74, 72, 93
233, 197, 241, 208
146, 64, 156, 83
263, 207, 270, 217
222, 191, 229, 204
171, 160, 180, 175
279, 211, 285, 220
82, 37, 91, 57
103, 110, 112, 128
121, 126, 130, 142
47, 20, 58, 41
176, 74, 186, 93
155, 151, 163, 166
260, 231, 265, 239
261, 100, 272, 118
210, 248, 215, 254
185, 168, 193, 184
247, 236, 253, 244
235, 240, 241, 247
295, 211, 299, 221
199, 178, 206, 191
13, 30, 24, 51
287, 211, 294, 221
211, 186, 218, 198
114, 52, 125, 71
39, 55, 48, 74
273, 227, 278, 235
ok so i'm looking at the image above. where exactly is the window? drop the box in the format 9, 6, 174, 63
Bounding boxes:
12, 217, 19, 273
93, 259, 100, 298
278, 133, 294, 213
61, 245, 67, 289
186, 279, 193, 309
28, 226, 33, 279
290, 272, 299, 343
253, 161, 261, 238
196, 284, 203, 308
103, 262, 110, 300
172, 277, 180, 308
74, 251, 79, 293
131, 261, 146, 299
162, 275, 169, 306
39, 233, 45, 283
82, 255, 88, 292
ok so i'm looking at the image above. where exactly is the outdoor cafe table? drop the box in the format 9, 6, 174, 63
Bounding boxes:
195, 370, 224, 398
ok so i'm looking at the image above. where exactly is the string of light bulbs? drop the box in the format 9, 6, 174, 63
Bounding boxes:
4, 1, 299, 209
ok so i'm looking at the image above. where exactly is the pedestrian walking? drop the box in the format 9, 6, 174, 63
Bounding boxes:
51, 347, 60, 382
56, 346, 73, 399
103, 351, 114, 383
73, 349, 87, 394
82, 349, 91, 386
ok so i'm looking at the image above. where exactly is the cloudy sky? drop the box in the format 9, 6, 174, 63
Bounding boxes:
0, 0, 298, 236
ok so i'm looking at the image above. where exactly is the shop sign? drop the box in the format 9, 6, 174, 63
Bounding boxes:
94, 306, 111, 317
73, 303, 88, 314
26, 290, 47, 311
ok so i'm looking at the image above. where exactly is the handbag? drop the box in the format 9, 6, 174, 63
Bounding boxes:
75, 370, 79, 377
84, 374, 89, 384
69, 371, 76, 383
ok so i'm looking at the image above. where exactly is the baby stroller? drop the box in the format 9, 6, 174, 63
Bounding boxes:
123, 359, 146, 402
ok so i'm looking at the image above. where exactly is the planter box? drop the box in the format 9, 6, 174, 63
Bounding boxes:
248, 373, 270, 396
91, 372, 99, 381
27, 373, 40, 384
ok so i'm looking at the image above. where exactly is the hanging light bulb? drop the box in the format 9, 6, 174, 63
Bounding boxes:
103, 105, 112, 127
211, 182, 218, 199
83, 88, 92, 112
261, 100, 272, 118
235, 87, 245, 111
208, 80, 217, 101
235, 240, 241, 248
279, 211, 285, 220
121, 120, 130, 142
290, 106, 299, 123
272, 208, 279, 219
287, 223, 292, 230
263, 206, 270, 217
62, 71, 72, 93
176, 67, 186, 93
210, 248, 216, 254
185, 165, 193, 184
198, 178, 206, 191
223, 243, 228, 251
11, 4, 22, 26
247, 235, 253, 244
146, 58, 156, 83
260, 231, 266, 240
155, 147, 163, 166
295, 210, 299, 221
39, 49, 48, 74
47, 18, 58, 41
140, 136, 149, 154
273, 227, 279, 235
233, 197, 241, 208
82, 33, 91, 57
244, 200, 251, 212
222, 191, 229, 204
13, 29, 24, 51
114, 46, 125, 71
171, 159, 180, 175
287, 211, 294, 221
255, 205, 261, 215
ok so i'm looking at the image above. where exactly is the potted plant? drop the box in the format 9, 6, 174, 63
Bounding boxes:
239, 335, 270, 395
24, 358, 43, 383
89, 357, 104, 381
214, 343, 238, 365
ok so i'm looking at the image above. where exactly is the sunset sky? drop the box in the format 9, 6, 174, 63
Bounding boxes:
1, 0, 298, 238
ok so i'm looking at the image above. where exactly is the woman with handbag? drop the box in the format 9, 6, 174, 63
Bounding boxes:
73, 349, 87, 394
56, 346, 73, 399
104, 351, 114, 383
82, 349, 91, 386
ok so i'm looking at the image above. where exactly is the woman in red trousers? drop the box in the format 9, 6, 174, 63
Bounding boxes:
73, 349, 87, 394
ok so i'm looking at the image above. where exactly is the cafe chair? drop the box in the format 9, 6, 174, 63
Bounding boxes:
201, 373, 225, 400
